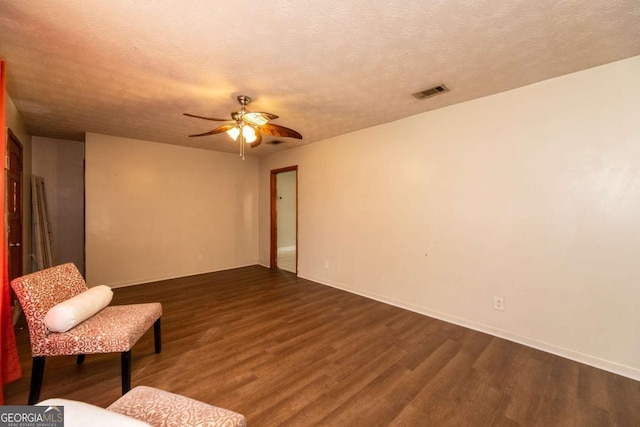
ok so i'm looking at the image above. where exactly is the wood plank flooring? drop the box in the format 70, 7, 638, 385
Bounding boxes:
5, 266, 640, 425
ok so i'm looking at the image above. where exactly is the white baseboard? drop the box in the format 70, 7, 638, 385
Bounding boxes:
298, 273, 640, 382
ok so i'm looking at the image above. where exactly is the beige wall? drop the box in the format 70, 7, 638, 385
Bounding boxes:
32, 137, 85, 274
85, 133, 259, 287
259, 55, 640, 379
4, 93, 32, 276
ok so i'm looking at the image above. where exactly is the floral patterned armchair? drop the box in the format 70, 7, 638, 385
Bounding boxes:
11, 263, 162, 404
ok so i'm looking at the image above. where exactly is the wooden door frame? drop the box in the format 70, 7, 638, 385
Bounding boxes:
270, 166, 298, 271
7, 129, 24, 325
6, 129, 23, 277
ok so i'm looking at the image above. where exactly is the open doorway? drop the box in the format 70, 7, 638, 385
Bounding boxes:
270, 166, 297, 273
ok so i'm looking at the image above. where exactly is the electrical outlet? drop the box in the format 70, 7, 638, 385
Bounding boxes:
493, 296, 504, 311
324, 261, 329, 270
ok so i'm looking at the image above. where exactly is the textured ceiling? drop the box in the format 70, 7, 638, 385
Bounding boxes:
1, 1, 639, 156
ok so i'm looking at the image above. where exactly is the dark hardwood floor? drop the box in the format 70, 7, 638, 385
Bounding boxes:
5, 266, 640, 425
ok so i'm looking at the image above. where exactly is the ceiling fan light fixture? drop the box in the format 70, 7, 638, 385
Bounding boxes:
226, 126, 240, 141
242, 125, 257, 143
226, 125, 257, 143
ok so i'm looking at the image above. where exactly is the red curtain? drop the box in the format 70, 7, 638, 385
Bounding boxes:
0, 59, 23, 404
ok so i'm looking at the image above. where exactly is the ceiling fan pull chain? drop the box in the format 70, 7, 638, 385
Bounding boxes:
241, 132, 245, 160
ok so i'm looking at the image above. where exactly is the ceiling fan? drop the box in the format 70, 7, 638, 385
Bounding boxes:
184, 95, 302, 159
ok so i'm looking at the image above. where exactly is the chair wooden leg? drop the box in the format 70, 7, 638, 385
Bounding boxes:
28, 357, 45, 405
76, 354, 86, 364
121, 350, 131, 395
154, 318, 162, 353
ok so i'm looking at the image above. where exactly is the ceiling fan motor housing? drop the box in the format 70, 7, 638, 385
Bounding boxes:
237, 95, 251, 106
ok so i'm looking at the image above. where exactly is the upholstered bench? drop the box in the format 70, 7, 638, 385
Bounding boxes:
39, 386, 246, 427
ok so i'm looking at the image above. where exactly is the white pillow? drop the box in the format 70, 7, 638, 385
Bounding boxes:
44, 285, 113, 332
38, 398, 151, 427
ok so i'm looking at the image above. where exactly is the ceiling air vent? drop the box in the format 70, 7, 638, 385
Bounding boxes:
412, 84, 449, 100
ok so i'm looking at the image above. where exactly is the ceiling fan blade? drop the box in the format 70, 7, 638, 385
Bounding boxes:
243, 112, 279, 126
250, 131, 262, 148
260, 123, 303, 139
184, 113, 230, 122
188, 124, 236, 137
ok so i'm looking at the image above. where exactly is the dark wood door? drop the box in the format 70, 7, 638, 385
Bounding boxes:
7, 130, 23, 282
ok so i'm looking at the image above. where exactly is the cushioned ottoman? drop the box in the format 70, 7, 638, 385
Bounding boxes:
107, 386, 247, 427
39, 386, 246, 427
